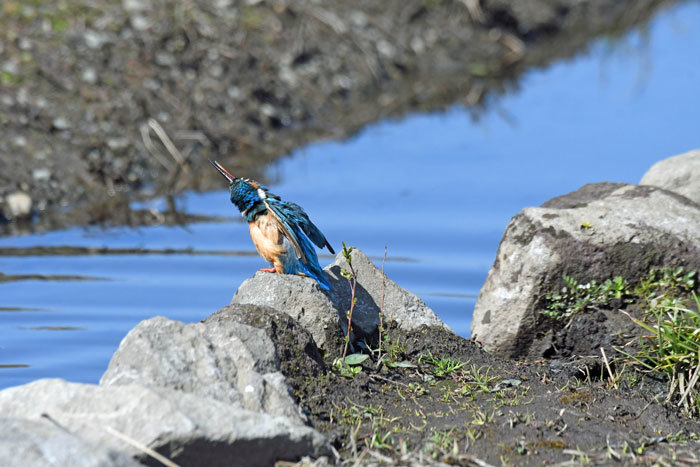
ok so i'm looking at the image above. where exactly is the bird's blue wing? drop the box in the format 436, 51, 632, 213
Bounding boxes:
283, 202, 335, 254
263, 199, 304, 259
264, 198, 332, 290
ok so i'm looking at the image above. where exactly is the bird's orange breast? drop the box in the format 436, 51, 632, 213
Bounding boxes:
249, 213, 286, 271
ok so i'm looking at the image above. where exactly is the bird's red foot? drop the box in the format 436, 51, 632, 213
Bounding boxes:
259, 267, 277, 273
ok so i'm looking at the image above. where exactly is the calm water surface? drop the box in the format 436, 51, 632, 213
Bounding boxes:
1, 3, 699, 389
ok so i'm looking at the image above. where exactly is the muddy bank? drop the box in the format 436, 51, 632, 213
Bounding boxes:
293, 324, 700, 465
0, 0, 676, 233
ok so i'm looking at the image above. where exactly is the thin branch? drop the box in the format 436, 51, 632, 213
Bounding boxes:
104, 426, 180, 467
377, 244, 387, 368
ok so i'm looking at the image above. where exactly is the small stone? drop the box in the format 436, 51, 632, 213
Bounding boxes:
210, 64, 223, 78
260, 103, 276, 117
410, 36, 425, 54
6, 192, 32, 218
376, 40, 396, 58
106, 137, 130, 151
52, 117, 71, 130
32, 168, 51, 181
81, 68, 97, 84
83, 30, 107, 49
227, 86, 242, 100
142, 78, 159, 90
350, 11, 368, 28
17, 38, 32, 50
122, 0, 147, 11
155, 52, 175, 66
16, 88, 29, 106
333, 74, 351, 90
131, 16, 151, 31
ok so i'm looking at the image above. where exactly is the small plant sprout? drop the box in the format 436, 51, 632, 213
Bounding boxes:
543, 274, 630, 320
340, 241, 358, 365
420, 351, 467, 378
333, 352, 369, 378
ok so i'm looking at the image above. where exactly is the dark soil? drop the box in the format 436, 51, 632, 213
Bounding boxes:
285, 324, 700, 465
0, 0, 677, 234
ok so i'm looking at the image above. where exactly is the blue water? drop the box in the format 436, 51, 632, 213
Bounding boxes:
1, 2, 699, 389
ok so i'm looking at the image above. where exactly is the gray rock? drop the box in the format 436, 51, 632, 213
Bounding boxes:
640, 149, 700, 204
232, 273, 343, 351
0, 417, 138, 467
101, 313, 307, 424
472, 183, 700, 357
232, 248, 451, 353
327, 248, 450, 335
203, 303, 325, 381
0, 379, 329, 467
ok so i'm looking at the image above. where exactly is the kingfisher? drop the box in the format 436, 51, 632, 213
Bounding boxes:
210, 160, 335, 290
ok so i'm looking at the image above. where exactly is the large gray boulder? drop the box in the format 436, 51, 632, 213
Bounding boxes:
0, 379, 329, 467
640, 149, 700, 204
232, 248, 450, 353
101, 305, 322, 425
472, 183, 700, 358
0, 417, 138, 467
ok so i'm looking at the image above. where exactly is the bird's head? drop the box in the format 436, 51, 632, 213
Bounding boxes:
210, 160, 268, 215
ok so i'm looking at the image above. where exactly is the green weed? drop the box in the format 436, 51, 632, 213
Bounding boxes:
624, 292, 700, 414
543, 274, 630, 320
419, 350, 467, 378
635, 266, 696, 301
339, 242, 358, 365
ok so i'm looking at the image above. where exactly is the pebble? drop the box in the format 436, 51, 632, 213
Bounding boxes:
81, 68, 98, 84
376, 40, 396, 58
155, 52, 175, 67
123, 0, 147, 11
106, 137, 130, 151
5, 192, 32, 218
83, 30, 107, 49
52, 117, 71, 130
32, 168, 51, 181
131, 16, 151, 31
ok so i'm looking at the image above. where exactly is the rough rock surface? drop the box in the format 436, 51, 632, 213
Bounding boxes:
203, 303, 325, 384
640, 149, 700, 204
101, 309, 312, 425
232, 273, 343, 351
232, 248, 450, 354
0, 417, 138, 467
0, 379, 329, 467
471, 182, 700, 357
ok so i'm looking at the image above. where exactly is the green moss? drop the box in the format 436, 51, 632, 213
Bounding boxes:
0, 71, 23, 86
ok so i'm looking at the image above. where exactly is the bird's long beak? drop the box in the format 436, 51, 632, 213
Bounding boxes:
209, 160, 234, 183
